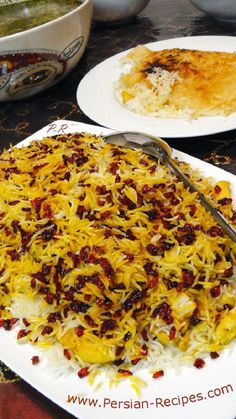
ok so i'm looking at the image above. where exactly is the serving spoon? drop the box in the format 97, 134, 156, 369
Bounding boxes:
104, 131, 236, 243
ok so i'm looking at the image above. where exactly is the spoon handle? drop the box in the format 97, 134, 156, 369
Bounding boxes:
152, 146, 236, 243
105, 132, 236, 243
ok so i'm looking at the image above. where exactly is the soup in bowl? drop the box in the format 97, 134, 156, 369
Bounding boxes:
0, 0, 92, 101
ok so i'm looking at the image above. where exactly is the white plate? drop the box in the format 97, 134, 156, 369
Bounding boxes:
1, 120, 236, 419
77, 35, 236, 138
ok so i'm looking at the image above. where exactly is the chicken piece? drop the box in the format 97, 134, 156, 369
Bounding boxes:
218, 294, 235, 309
215, 311, 236, 345
171, 292, 196, 320
60, 329, 115, 364
156, 331, 169, 345
178, 331, 190, 352
211, 181, 231, 201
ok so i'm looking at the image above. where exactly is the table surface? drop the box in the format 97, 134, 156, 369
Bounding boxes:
1, 0, 236, 418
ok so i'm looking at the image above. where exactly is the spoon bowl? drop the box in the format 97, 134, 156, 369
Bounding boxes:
104, 131, 172, 157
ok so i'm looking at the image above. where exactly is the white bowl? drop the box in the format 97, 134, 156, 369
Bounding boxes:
0, 0, 92, 101
190, 0, 236, 24
93, 0, 150, 23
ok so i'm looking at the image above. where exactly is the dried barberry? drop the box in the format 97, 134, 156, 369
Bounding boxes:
31, 356, 40, 365
70, 301, 90, 313
41, 326, 53, 335
117, 369, 133, 376
152, 369, 164, 379
101, 319, 117, 334
122, 290, 145, 312
47, 311, 62, 323
210, 351, 220, 359
75, 326, 84, 337
194, 358, 205, 369
78, 367, 89, 378
99, 257, 115, 277
210, 285, 221, 298
63, 349, 71, 360
146, 244, 158, 256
